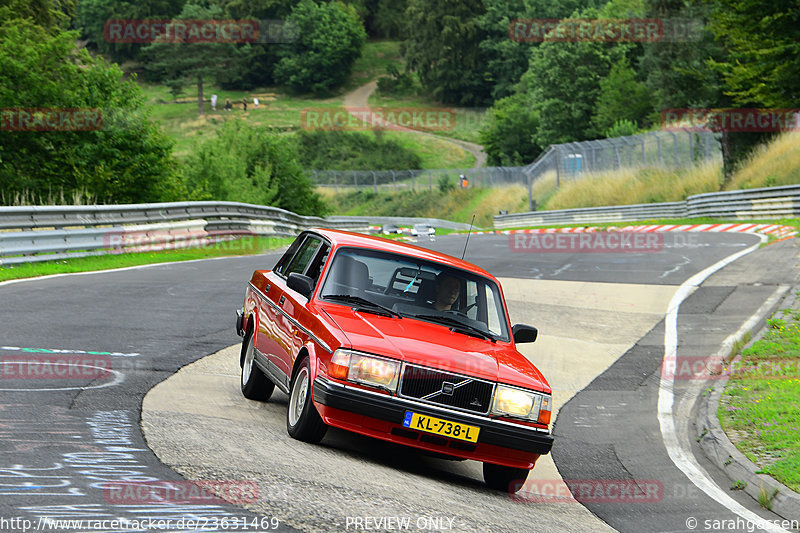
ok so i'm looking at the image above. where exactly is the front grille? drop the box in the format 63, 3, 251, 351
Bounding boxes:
399, 364, 494, 414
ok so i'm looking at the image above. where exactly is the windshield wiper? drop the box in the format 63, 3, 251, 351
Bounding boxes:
325, 294, 402, 318
411, 314, 494, 341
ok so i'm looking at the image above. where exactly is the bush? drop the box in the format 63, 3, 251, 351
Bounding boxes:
376, 64, 418, 97
605, 119, 639, 138
0, 19, 179, 204
479, 92, 543, 166
183, 121, 328, 216
295, 130, 422, 170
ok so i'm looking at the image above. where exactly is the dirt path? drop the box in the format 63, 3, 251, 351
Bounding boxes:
343, 81, 487, 168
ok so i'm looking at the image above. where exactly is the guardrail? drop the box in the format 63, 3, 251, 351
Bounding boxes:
495, 184, 800, 228
0, 201, 369, 265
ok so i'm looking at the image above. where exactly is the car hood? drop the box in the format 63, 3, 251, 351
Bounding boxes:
320, 303, 550, 393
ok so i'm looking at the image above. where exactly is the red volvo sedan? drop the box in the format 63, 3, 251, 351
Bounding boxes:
236, 228, 553, 491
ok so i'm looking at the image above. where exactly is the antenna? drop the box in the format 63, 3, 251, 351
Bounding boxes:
461, 214, 476, 260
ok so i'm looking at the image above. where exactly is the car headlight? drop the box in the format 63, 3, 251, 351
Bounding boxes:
491, 385, 552, 425
328, 349, 400, 392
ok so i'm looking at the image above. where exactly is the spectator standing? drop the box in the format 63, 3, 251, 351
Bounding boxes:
242, 97, 248, 112
210, 94, 217, 111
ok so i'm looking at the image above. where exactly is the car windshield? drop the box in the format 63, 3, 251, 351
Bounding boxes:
318, 247, 510, 341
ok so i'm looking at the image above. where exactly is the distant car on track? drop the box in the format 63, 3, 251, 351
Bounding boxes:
411, 223, 435, 238
236, 228, 553, 491
381, 223, 401, 235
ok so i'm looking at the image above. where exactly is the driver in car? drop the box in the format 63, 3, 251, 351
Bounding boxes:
433, 273, 460, 311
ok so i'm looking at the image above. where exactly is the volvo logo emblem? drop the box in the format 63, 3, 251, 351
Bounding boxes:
441, 381, 455, 396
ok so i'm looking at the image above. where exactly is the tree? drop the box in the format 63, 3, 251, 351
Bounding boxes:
141, 1, 239, 115
76, 0, 183, 63
475, 0, 531, 102
0, 18, 179, 204
479, 92, 542, 165
524, 37, 627, 146
708, 0, 799, 108
183, 121, 328, 216
639, 0, 726, 110
403, 0, 491, 106
0, 0, 76, 31
274, 0, 366, 94
590, 57, 651, 136
706, 0, 799, 182
215, 0, 297, 88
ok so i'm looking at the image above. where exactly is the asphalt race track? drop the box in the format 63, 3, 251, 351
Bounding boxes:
1, 231, 798, 533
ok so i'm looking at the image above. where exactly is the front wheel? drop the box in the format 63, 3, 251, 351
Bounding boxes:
286, 357, 327, 443
483, 462, 530, 492
240, 330, 274, 401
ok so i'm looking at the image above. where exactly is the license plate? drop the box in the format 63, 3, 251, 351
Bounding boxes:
402, 411, 480, 443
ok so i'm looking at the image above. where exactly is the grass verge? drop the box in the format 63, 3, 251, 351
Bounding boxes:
719, 304, 800, 493
0, 237, 293, 283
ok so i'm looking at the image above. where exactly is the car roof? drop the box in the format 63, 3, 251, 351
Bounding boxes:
308, 228, 497, 280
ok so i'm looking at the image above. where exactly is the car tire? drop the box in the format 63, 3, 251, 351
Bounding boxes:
483, 462, 530, 492
240, 329, 275, 401
286, 356, 327, 443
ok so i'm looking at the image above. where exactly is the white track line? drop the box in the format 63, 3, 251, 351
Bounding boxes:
658, 233, 790, 533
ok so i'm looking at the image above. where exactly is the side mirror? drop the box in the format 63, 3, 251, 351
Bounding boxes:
287, 273, 314, 299
512, 324, 538, 344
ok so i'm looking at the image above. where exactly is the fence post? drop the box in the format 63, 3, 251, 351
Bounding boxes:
372, 171, 377, 194
527, 172, 534, 211
354, 172, 358, 189
391, 170, 396, 192
428, 171, 432, 191
333, 171, 338, 193
641, 136, 645, 165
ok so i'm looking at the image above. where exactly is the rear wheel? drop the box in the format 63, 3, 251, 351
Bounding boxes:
287, 357, 327, 443
240, 329, 274, 401
483, 462, 530, 492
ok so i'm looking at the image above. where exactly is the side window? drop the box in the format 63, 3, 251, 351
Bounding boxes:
274, 236, 305, 277
305, 243, 331, 285
285, 237, 321, 276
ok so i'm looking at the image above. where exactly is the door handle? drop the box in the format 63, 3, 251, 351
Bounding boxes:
279, 295, 286, 305
265, 283, 271, 293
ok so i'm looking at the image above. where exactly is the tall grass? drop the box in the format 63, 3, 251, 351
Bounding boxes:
727, 132, 800, 190
1, 188, 98, 206
543, 160, 722, 210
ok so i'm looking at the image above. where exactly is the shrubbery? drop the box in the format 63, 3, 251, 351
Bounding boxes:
0, 18, 180, 204
183, 121, 328, 216
295, 130, 422, 171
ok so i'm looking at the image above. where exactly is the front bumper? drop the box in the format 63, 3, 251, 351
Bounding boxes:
313, 377, 553, 467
